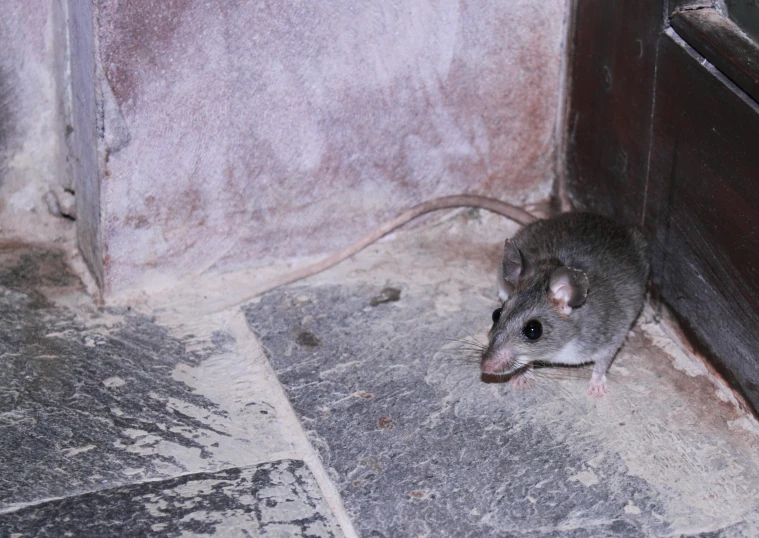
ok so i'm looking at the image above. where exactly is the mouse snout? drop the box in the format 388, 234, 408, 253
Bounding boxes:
481, 348, 514, 375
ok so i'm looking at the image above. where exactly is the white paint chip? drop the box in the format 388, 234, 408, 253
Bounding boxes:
728, 416, 759, 438
62, 445, 96, 457
103, 376, 126, 388
640, 316, 708, 377
569, 470, 599, 487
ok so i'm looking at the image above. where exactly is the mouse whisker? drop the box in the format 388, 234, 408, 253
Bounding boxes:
529, 371, 586, 407
433, 349, 481, 362
531, 370, 588, 384
532, 366, 587, 378
441, 345, 487, 356
462, 331, 488, 345
434, 350, 479, 359
434, 343, 483, 352
445, 337, 487, 349
418, 336, 487, 351
448, 347, 486, 356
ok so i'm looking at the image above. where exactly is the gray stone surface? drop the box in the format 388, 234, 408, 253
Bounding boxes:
5, 216, 759, 537
0, 244, 345, 536
0, 275, 226, 508
0, 460, 341, 537
244, 284, 658, 537
244, 280, 759, 538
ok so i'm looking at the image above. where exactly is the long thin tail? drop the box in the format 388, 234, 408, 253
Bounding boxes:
251, 194, 538, 298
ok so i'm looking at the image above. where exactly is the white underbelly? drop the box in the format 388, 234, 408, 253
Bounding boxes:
550, 339, 585, 365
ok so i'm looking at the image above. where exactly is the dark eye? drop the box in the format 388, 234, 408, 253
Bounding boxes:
522, 319, 542, 340
492, 308, 502, 324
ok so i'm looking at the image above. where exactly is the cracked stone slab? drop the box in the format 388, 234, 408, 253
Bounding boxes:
0, 460, 343, 537
244, 282, 759, 538
0, 245, 297, 513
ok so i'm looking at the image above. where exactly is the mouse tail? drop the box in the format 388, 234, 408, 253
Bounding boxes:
205, 195, 539, 312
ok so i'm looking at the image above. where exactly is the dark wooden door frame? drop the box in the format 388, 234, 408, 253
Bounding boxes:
565, 0, 759, 414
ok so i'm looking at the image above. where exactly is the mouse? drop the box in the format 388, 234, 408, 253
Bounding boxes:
480, 212, 650, 397
208, 195, 645, 398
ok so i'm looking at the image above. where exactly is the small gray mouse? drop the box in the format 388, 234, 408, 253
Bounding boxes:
481, 212, 650, 397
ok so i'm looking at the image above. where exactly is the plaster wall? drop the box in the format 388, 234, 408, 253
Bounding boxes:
0, 0, 71, 244
67, 0, 102, 288
94, 0, 568, 297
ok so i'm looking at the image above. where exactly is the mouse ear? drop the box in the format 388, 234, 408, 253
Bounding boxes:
501, 240, 526, 293
549, 266, 589, 311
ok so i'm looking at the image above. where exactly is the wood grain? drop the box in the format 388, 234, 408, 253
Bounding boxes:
647, 34, 759, 409
566, 1, 759, 412
566, 0, 664, 228
672, 7, 759, 104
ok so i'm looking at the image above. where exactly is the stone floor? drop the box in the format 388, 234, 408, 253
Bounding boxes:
2, 211, 759, 537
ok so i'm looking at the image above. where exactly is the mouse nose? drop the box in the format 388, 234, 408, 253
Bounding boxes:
481, 348, 513, 375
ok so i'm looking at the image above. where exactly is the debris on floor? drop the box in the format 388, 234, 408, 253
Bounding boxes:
2, 212, 759, 537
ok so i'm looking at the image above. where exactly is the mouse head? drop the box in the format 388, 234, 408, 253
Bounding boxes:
481, 240, 589, 376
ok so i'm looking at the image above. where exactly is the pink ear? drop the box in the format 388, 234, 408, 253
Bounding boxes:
501, 240, 526, 288
549, 267, 589, 309
550, 280, 574, 304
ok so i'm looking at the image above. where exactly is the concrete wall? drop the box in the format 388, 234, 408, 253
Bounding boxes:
67, 0, 102, 288
0, 0, 72, 245
94, 0, 568, 297
3, 0, 569, 297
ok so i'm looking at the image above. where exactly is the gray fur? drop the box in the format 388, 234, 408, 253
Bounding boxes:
483, 212, 650, 388
501, 239, 526, 287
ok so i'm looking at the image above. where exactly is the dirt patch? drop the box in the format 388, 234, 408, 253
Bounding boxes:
0, 243, 85, 308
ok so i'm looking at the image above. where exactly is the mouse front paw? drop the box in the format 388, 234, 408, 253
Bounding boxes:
509, 368, 535, 391
587, 372, 608, 398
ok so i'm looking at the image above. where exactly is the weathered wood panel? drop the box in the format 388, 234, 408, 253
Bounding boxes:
648, 33, 759, 409
672, 7, 759, 105
566, 0, 664, 225
567, 2, 759, 411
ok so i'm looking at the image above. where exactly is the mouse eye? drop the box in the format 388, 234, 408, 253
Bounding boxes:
522, 319, 542, 341
491, 308, 502, 324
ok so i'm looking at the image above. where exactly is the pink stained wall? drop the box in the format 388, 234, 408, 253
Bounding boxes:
92, 0, 566, 296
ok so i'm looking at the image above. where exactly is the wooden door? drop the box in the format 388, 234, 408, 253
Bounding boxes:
566, 0, 759, 412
